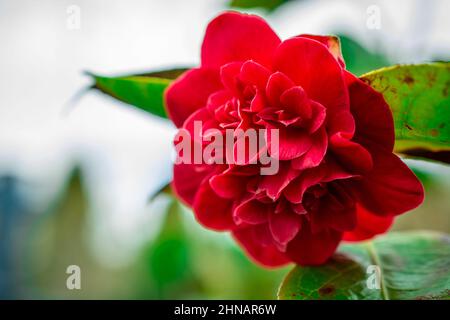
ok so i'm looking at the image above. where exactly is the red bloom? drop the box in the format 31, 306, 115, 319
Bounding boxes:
165, 12, 424, 266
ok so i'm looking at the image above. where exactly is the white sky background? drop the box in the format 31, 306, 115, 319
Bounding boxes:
0, 0, 448, 266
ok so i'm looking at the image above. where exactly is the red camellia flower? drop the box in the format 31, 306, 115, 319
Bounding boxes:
165, 12, 424, 266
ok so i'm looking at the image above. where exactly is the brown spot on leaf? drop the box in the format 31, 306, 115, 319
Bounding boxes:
403, 75, 415, 86
430, 129, 439, 137
405, 124, 413, 130
318, 285, 335, 296
389, 87, 398, 95
427, 72, 437, 87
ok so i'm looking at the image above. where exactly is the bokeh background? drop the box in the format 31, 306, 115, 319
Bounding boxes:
0, 0, 449, 299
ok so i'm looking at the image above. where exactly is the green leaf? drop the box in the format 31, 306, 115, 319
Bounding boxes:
278, 231, 450, 300
89, 68, 187, 119
360, 63, 450, 163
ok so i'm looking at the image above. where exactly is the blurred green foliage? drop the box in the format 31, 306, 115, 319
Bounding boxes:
20, 169, 287, 299
393, 161, 450, 233
229, 0, 291, 12
136, 198, 289, 299
338, 34, 389, 76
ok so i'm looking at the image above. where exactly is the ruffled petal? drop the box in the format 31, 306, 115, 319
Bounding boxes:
344, 71, 395, 151
172, 163, 215, 206
233, 225, 290, 267
327, 109, 355, 139
220, 62, 243, 95
291, 127, 328, 170
351, 147, 424, 216
268, 125, 312, 160
259, 161, 300, 200
266, 72, 295, 107
182, 107, 216, 144
322, 157, 357, 182
297, 34, 345, 67
269, 210, 302, 247
273, 37, 349, 115
308, 101, 326, 133
310, 183, 357, 232
210, 171, 248, 199
283, 166, 326, 203
343, 205, 394, 241
233, 198, 270, 225
330, 134, 373, 173
165, 68, 222, 127
240, 60, 271, 89
279, 86, 312, 119
286, 225, 342, 266
193, 180, 235, 231
201, 12, 281, 68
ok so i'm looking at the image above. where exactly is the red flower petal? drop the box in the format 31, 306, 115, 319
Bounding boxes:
240, 60, 271, 89
279, 86, 312, 119
297, 34, 345, 67
250, 90, 266, 112
343, 205, 394, 241
201, 12, 281, 68
182, 107, 216, 144
351, 146, 424, 216
327, 109, 355, 139
322, 157, 357, 182
220, 62, 243, 95
311, 205, 356, 233
193, 180, 235, 231
233, 225, 290, 267
291, 127, 328, 170
259, 161, 300, 200
266, 72, 295, 107
330, 134, 373, 173
172, 163, 215, 206
344, 71, 395, 151
210, 171, 248, 199
286, 225, 342, 266
310, 184, 357, 232
268, 125, 312, 160
283, 166, 326, 203
165, 68, 222, 127
308, 101, 326, 133
234, 198, 270, 225
269, 210, 302, 247
273, 37, 349, 115
207, 90, 232, 114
